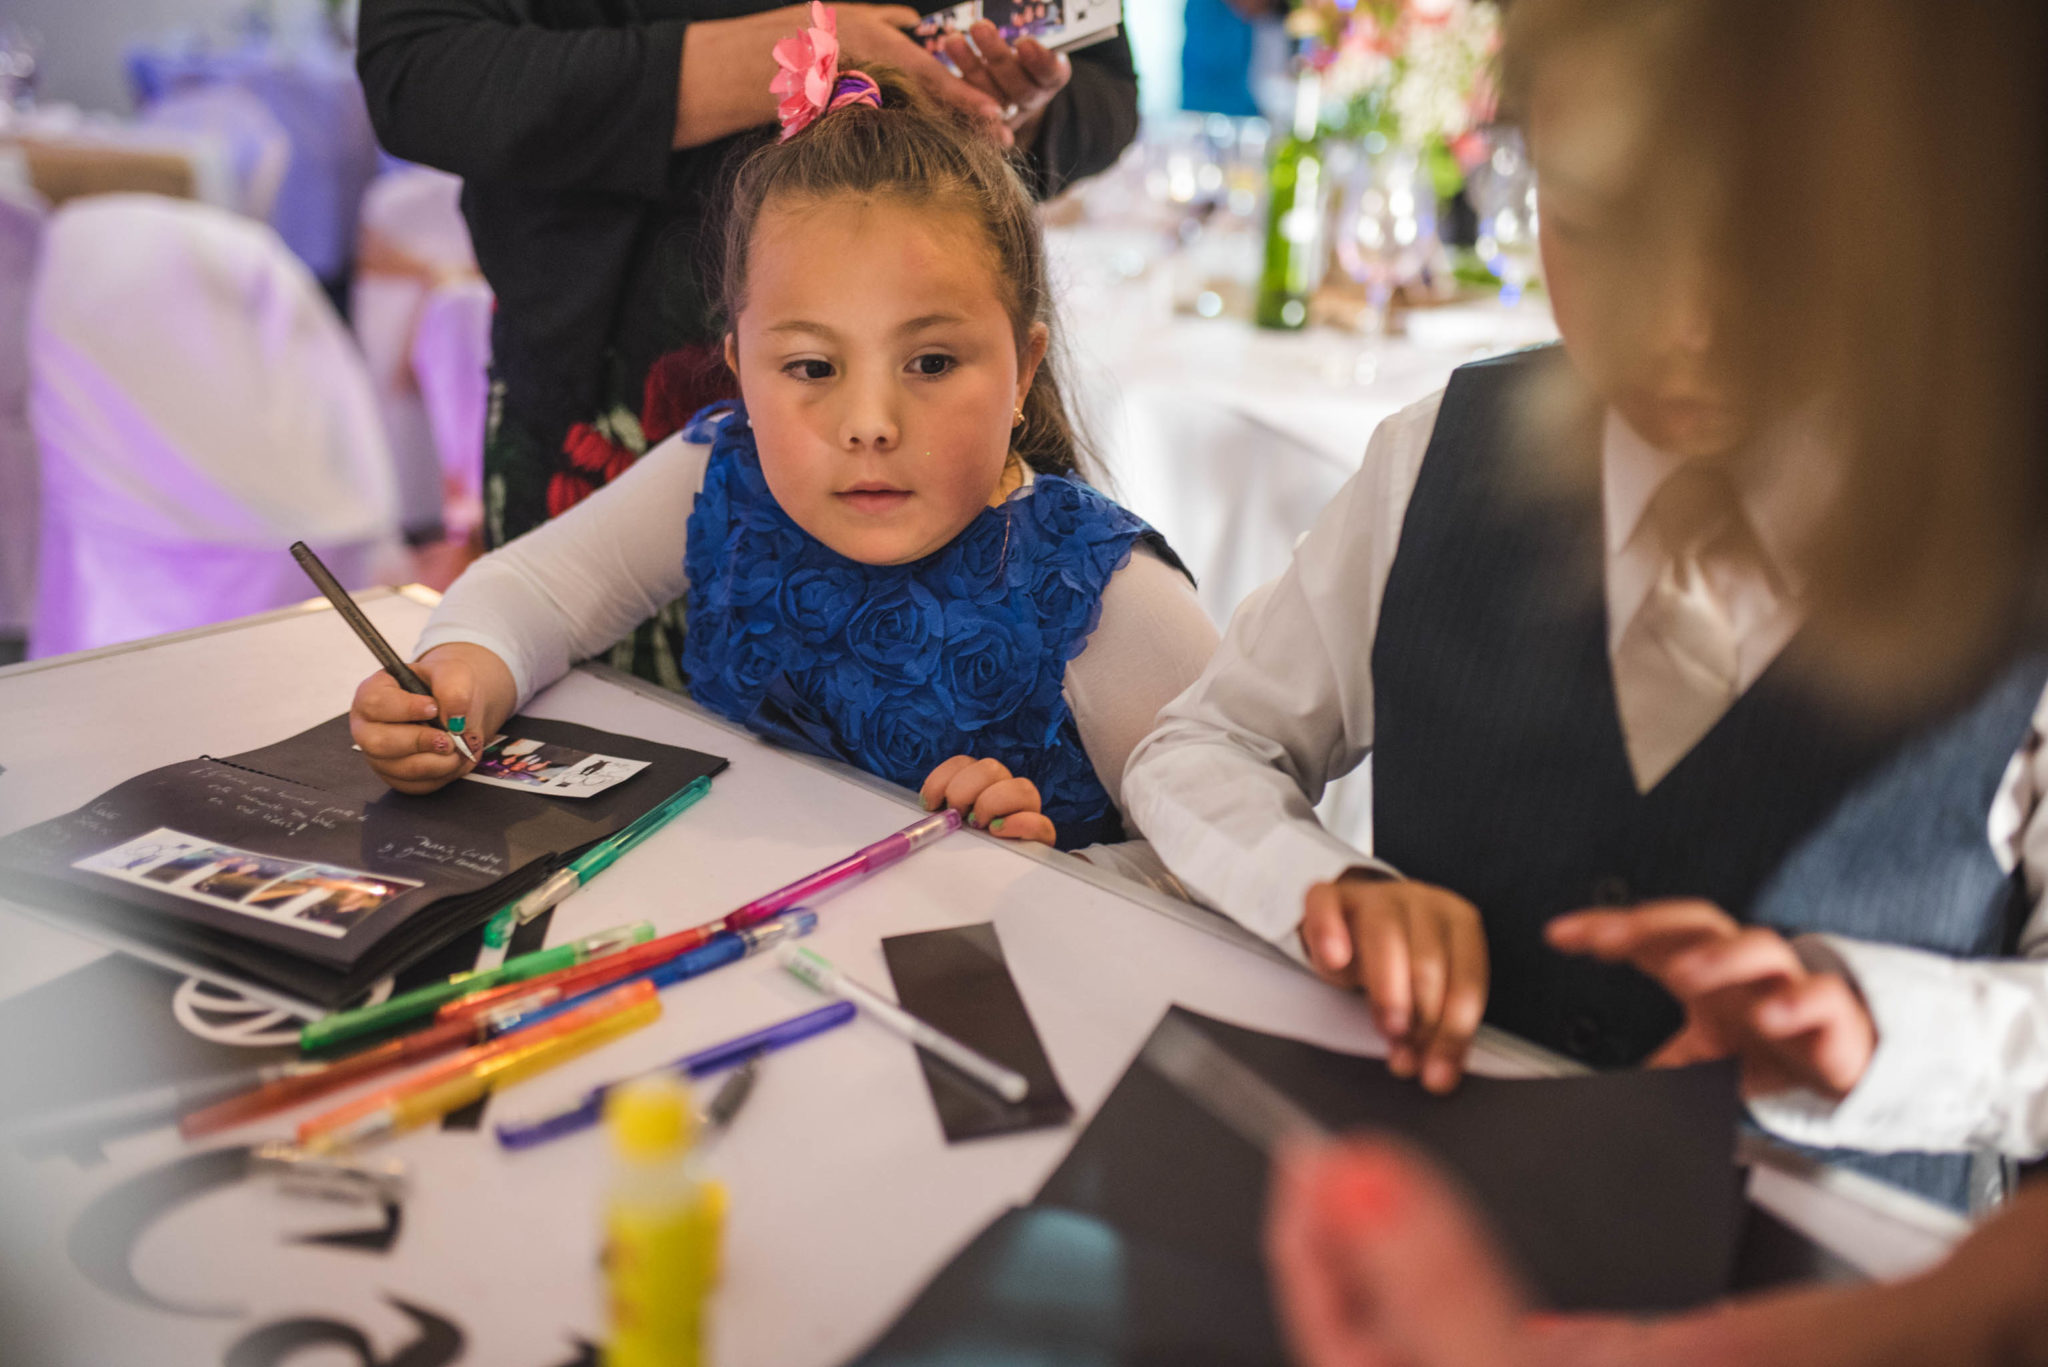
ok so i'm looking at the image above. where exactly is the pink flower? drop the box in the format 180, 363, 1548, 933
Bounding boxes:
772, 2, 843, 140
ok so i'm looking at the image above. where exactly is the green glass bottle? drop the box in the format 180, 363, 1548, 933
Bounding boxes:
1255, 68, 1326, 331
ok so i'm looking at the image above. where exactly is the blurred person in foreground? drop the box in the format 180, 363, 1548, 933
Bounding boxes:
1267, 0, 2048, 1360
1123, 0, 2048, 1213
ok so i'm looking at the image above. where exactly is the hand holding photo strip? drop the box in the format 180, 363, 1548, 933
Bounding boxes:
915, 0, 1120, 59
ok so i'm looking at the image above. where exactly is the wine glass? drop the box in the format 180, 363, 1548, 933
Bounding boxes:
1332, 140, 1438, 380
1465, 125, 1541, 307
0, 25, 41, 116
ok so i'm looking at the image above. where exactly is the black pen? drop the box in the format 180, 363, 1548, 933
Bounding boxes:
290, 541, 476, 761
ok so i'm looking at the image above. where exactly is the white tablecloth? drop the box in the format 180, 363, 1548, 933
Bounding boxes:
0, 594, 1964, 1365
1052, 223, 1559, 627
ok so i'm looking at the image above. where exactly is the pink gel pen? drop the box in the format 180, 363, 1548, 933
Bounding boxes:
722, 809, 962, 932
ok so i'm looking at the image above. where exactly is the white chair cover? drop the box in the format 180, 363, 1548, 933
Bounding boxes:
351, 165, 486, 537
137, 85, 293, 222
28, 195, 405, 658
0, 184, 44, 637
410, 278, 493, 533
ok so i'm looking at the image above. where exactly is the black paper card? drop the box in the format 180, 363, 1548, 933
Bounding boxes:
882, 922, 1074, 1142
850, 1204, 1283, 1367
1035, 1007, 1746, 1314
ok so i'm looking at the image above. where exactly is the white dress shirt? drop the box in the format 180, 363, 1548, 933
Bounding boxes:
1122, 389, 2048, 1158
414, 430, 1221, 847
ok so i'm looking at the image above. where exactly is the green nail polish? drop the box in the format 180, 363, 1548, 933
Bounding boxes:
446, 715, 466, 733
990, 817, 1005, 833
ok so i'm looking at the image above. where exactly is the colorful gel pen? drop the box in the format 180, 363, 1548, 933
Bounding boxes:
4, 1060, 330, 1149
495, 1000, 857, 1150
480, 776, 715, 949
449, 811, 958, 1026
300, 922, 654, 1054
304, 988, 662, 1152
290, 541, 475, 762
182, 979, 606, 1139
721, 809, 962, 933
440, 906, 807, 1026
299, 980, 659, 1148
783, 946, 1030, 1103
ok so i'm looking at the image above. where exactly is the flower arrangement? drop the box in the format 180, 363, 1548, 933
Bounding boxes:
1287, 0, 1501, 196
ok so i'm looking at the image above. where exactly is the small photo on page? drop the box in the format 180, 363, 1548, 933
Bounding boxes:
262, 866, 419, 933
76, 832, 207, 877
463, 736, 650, 799
192, 852, 303, 902
139, 845, 234, 887
76, 828, 422, 939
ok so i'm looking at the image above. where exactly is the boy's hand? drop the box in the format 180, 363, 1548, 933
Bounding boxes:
1547, 901, 1877, 1100
349, 643, 515, 796
1299, 874, 1488, 1094
919, 756, 1056, 845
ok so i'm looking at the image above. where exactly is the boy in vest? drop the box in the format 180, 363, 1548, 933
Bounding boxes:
1122, 0, 2048, 1210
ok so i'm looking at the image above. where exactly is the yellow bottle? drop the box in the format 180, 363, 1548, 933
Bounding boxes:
602, 1076, 726, 1367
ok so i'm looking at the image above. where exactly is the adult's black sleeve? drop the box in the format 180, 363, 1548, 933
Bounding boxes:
1022, 28, 1140, 201
357, 0, 688, 198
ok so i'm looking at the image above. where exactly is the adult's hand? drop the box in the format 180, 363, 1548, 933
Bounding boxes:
676, 4, 1011, 150
836, 5, 1013, 142
1268, 1136, 2048, 1367
940, 21, 1073, 142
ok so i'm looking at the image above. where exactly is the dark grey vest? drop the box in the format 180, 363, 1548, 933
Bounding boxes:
1371, 347, 2047, 1209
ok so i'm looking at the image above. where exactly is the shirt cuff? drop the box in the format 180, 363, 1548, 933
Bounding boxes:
1746, 935, 2021, 1155
1214, 819, 1399, 948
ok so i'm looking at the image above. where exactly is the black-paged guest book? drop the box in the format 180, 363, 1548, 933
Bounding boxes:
0, 714, 727, 1011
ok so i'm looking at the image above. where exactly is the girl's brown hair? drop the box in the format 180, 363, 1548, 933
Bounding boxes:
716, 68, 1089, 481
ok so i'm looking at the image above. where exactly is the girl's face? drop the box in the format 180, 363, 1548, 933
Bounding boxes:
727, 196, 1048, 566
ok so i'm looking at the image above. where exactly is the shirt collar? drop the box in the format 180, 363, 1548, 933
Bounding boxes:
1601, 406, 1834, 595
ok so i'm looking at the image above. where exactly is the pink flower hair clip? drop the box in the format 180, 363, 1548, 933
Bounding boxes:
771, 2, 884, 141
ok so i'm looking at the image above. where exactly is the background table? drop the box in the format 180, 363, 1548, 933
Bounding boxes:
0, 592, 1968, 1366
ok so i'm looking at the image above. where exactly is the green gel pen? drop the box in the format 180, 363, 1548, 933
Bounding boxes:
481, 776, 715, 949
299, 922, 655, 1053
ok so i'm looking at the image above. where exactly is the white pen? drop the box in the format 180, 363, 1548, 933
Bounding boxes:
782, 945, 1031, 1104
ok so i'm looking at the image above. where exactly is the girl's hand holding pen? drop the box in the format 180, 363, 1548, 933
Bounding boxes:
351, 643, 517, 795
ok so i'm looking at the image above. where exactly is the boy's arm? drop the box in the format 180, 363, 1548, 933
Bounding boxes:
1121, 392, 1442, 945
1743, 935, 2048, 1158
1740, 685, 2048, 1158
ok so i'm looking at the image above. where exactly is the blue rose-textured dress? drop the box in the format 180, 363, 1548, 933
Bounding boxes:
680, 403, 1176, 851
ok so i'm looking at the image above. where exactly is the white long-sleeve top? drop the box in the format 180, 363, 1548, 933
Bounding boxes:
1122, 389, 2048, 1158
415, 431, 1221, 847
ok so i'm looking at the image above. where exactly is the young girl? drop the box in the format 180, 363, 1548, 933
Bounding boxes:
348, 10, 1219, 855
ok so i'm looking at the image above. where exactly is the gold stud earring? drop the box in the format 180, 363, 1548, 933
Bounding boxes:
1012, 405, 1025, 427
